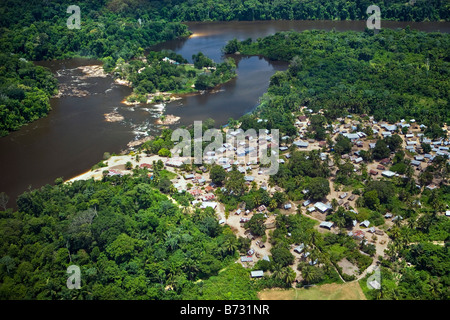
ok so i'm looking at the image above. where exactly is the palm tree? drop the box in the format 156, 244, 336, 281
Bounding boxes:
302, 266, 319, 285
281, 267, 296, 286
335, 216, 346, 234
223, 240, 237, 255
272, 265, 283, 281
169, 184, 177, 194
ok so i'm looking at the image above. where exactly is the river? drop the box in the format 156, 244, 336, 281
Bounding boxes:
0, 20, 448, 207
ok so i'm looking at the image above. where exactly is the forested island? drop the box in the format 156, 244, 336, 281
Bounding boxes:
0, 0, 449, 303
113, 50, 237, 104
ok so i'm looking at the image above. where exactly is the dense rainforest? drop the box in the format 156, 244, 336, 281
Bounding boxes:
224, 28, 450, 129
1, 0, 448, 25
0, 168, 242, 299
0, 54, 58, 136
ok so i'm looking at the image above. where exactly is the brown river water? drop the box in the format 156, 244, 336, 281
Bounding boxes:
0, 20, 448, 207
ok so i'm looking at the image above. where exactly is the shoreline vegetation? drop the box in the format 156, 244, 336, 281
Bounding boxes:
111, 50, 237, 106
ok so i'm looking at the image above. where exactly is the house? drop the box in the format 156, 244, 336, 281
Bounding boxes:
383, 124, 397, 132
369, 169, 378, 176
343, 133, 360, 141
294, 141, 309, 148
360, 220, 370, 228
348, 194, 356, 201
382, 170, 396, 178
189, 189, 202, 197
308, 258, 319, 266
162, 57, 179, 64
284, 203, 292, 210
240, 256, 253, 263
384, 212, 393, 219
166, 159, 183, 167
303, 200, 311, 207
265, 222, 276, 229
200, 201, 217, 209
251, 270, 264, 278
352, 230, 365, 240
340, 193, 348, 199
239, 218, 250, 227
411, 160, 421, 167
319, 221, 334, 229
107, 169, 123, 177
139, 163, 153, 169
202, 193, 215, 201
315, 202, 331, 213
257, 205, 267, 212
294, 244, 305, 254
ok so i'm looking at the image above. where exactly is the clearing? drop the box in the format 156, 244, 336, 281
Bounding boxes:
258, 282, 366, 300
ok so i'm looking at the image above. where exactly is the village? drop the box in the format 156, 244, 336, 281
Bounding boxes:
67, 106, 449, 286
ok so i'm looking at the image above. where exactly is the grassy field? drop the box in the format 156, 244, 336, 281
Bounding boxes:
258, 282, 367, 300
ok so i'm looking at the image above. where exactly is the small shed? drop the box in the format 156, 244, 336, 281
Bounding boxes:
251, 270, 264, 278
319, 221, 334, 229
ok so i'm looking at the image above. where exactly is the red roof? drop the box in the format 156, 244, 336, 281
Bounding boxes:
189, 189, 202, 196
353, 230, 365, 238
140, 163, 153, 169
